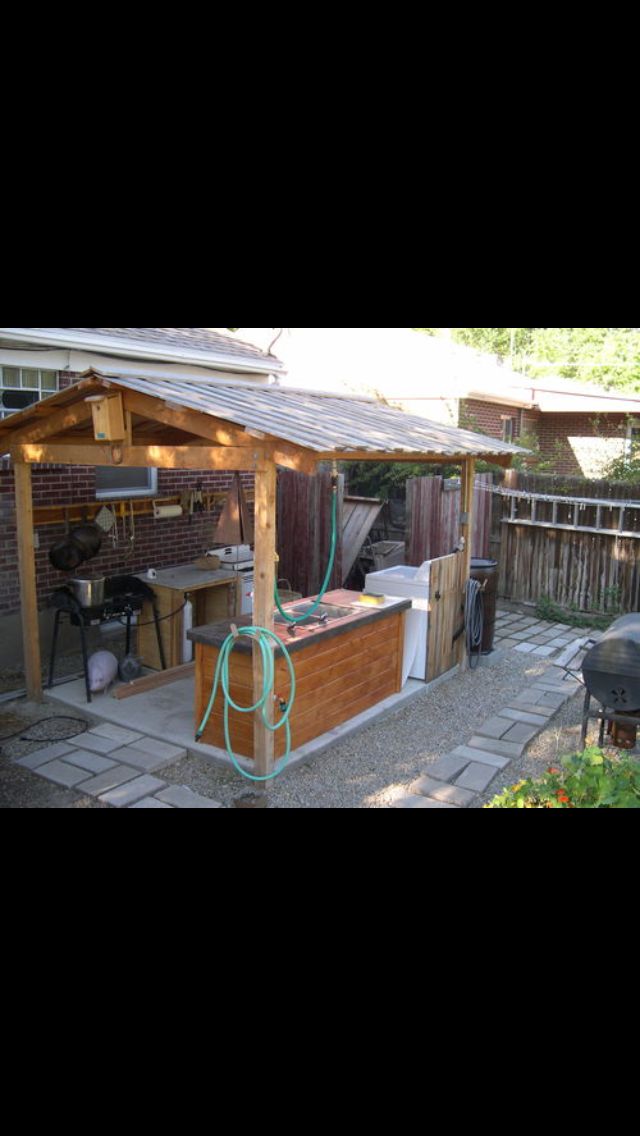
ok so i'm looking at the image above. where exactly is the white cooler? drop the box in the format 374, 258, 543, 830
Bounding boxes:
365, 562, 431, 683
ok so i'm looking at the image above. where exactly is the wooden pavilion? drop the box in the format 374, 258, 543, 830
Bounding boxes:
0, 368, 522, 778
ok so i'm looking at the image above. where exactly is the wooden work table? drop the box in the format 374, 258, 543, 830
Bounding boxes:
188, 589, 410, 759
137, 564, 239, 670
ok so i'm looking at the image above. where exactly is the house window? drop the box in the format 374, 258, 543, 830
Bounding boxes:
0, 366, 58, 419
501, 416, 517, 443
626, 420, 640, 463
96, 466, 158, 499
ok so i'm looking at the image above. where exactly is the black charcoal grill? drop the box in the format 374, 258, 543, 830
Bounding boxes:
581, 613, 640, 746
582, 614, 640, 710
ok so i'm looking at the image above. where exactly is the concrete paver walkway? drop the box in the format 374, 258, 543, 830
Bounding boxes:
389, 607, 586, 808
13, 721, 223, 808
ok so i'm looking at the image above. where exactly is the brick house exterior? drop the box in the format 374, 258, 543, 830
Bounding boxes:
457, 389, 637, 477
0, 328, 281, 667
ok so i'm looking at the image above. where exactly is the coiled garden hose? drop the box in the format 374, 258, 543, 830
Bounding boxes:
465, 578, 485, 670
195, 626, 296, 782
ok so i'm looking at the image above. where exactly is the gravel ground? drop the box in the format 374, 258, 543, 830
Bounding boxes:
1, 649, 592, 808
140, 650, 568, 808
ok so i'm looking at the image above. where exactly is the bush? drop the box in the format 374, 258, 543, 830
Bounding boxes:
485, 747, 640, 808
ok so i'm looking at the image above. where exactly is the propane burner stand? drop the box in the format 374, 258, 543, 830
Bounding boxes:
579, 689, 640, 750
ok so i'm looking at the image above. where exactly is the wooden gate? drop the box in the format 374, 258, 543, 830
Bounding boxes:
427, 553, 462, 681
406, 474, 493, 565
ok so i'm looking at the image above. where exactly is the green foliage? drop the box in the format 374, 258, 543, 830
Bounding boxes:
341, 461, 442, 499
534, 594, 615, 628
485, 747, 640, 808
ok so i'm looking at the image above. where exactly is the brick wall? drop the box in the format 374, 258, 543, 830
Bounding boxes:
0, 462, 255, 618
460, 399, 526, 439
536, 413, 628, 476
0, 369, 262, 618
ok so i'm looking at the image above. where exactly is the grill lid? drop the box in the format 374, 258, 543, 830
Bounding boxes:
583, 613, 640, 710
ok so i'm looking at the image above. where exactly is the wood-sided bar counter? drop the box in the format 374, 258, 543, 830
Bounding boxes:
188, 589, 410, 759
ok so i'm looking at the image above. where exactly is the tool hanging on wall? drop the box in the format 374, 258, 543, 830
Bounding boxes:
94, 505, 116, 536
214, 473, 254, 545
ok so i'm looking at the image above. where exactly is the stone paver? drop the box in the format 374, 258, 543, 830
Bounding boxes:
498, 707, 550, 726
454, 762, 500, 793
129, 797, 175, 808
66, 733, 123, 755
155, 785, 224, 809
390, 795, 460, 809
429, 753, 472, 782
449, 745, 512, 769
99, 775, 168, 808
87, 724, 145, 746
15, 742, 78, 770
467, 735, 525, 759
119, 737, 187, 762
107, 744, 183, 774
408, 775, 476, 808
36, 759, 93, 788
78, 765, 143, 798
60, 749, 118, 775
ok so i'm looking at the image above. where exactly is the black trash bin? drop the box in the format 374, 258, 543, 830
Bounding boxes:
470, 558, 499, 654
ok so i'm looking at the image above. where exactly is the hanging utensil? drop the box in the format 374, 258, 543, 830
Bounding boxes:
94, 504, 116, 535
124, 500, 136, 560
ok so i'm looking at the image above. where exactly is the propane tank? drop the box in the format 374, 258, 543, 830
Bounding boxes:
182, 596, 193, 663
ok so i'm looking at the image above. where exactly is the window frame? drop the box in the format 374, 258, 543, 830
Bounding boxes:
501, 415, 517, 443
625, 419, 640, 464
95, 467, 158, 500
0, 365, 59, 418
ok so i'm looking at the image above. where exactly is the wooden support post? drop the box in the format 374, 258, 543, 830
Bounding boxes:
458, 458, 476, 670
14, 462, 42, 700
252, 459, 277, 781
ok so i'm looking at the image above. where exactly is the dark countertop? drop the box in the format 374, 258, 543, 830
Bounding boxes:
187, 589, 411, 655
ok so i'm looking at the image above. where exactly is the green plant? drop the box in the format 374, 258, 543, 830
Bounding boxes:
485, 747, 640, 808
534, 594, 614, 631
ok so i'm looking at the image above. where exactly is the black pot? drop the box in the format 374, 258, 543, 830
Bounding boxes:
49, 539, 85, 572
69, 524, 102, 560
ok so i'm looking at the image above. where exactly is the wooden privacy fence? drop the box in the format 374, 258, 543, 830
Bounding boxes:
276, 470, 344, 597
406, 474, 493, 565
496, 471, 640, 613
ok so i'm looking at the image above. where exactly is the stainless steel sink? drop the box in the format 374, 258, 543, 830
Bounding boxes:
274, 601, 353, 626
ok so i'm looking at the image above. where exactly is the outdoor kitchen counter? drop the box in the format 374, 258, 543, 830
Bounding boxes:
137, 564, 239, 671
189, 589, 410, 758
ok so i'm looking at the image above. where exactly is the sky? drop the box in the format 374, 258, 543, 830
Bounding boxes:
222, 328, 525, 401
224, 328, 472, 395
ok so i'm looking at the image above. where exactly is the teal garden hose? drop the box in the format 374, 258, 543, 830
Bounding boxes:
197, 472, 339, 781
195, 626, 296, 782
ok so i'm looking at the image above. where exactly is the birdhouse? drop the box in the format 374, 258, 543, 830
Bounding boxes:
88, 394, 126, 442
